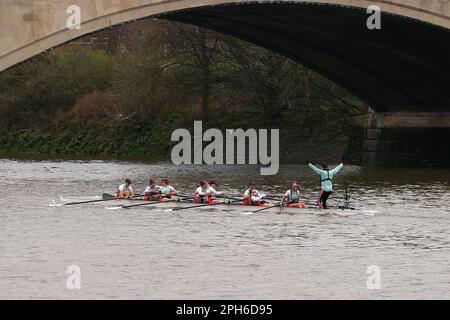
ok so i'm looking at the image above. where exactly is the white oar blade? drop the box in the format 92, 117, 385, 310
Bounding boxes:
164, 209, 174, 212
49, 200, 63, 207
334, 212, 357, 217
333, 209, 377, 217
361, 210, 377, 216
105, 206, 123, 210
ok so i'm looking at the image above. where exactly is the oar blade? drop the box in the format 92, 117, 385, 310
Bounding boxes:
49, 200, 63, 207
105, 206, 124, 210
361, 210, 377, 216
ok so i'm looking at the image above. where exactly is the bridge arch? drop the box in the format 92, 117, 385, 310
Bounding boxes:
1, 0, 449, 112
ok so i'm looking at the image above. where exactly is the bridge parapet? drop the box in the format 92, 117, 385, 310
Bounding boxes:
1, 0, 449, 73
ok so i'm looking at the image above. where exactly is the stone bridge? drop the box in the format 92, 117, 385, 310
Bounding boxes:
1, 0, 449, 166
0, 0, 449, 112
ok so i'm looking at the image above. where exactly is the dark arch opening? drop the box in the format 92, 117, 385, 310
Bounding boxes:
160, 2, 450, 112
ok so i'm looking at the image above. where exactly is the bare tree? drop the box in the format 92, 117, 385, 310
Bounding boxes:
164, 23, 224, 118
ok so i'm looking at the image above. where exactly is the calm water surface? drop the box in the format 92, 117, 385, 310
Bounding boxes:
1, 159, 449, 299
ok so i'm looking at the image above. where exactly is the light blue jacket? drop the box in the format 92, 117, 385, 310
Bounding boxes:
308, 163, 343, 192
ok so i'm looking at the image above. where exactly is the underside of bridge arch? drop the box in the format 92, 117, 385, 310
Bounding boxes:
160, 2, 450, 113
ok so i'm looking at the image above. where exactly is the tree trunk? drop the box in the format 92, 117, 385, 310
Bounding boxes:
199, 28, 210, 118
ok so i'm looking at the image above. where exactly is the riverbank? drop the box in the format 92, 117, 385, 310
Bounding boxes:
0, 119, 347, 164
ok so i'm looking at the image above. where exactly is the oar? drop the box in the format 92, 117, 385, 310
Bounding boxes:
218, 193, 318, 208
217, 195, 243, 202
49, 193, 144, 207
162, 200, 242, 212
225, 193, 279, 199
217, 193, 275, 202
243, 202, 282, 215
178, 193, 244, 204
223, 193, 287, 203
106, 197, 193, 210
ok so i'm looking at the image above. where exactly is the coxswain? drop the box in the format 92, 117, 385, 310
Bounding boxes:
307, 162, 343, 209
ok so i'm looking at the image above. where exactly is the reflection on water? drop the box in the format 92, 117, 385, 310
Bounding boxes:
0, 159, 449, 299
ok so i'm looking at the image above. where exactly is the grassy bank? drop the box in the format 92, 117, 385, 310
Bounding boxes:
0, 120, 173, 160
0, 118, 348, 163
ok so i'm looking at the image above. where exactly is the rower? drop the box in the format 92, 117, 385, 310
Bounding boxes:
159, 178, 177, 201
307, 162, 343, 209
116, 178, 134, 199
208, 181, 224, 203
144, 179, 161, 201
281, 182, 307, 208
243, 183, 274, 207
194, 180, 211, 203
242, 182, 255, 205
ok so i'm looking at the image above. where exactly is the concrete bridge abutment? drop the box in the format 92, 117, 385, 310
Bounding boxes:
346, 111, 450, 167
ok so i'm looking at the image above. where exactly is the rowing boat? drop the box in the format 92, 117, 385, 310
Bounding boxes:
101, 199, 377, 216
53, 193, 377, 216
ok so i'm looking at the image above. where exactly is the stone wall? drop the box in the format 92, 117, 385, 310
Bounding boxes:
362, 127, 450, 167
344, 112, 450, 167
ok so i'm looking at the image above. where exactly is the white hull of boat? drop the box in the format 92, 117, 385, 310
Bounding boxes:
104, 199, 377, 216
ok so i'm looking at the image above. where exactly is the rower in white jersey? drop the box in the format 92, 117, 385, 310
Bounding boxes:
143, 179, 161, 201
159, 178, 177, 201
194, 180, 211, 203
116, 178, 134, 199
242, 183, 274, 207
281, 182, 307, 208
207, 181, 224, 201
194, 180, 225, 204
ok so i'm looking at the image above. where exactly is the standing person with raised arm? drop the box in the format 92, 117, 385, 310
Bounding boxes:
307, 162, 344, 209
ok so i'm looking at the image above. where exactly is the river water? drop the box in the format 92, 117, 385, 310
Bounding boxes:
0, 159, 449, 299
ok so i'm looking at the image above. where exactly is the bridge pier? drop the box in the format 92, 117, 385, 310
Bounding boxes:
345, 111, 450, 167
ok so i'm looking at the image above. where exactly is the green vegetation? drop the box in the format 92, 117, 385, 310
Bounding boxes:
0, 20, 366, 162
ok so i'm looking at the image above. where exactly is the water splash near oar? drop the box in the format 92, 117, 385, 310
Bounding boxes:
49, 199, 61, 207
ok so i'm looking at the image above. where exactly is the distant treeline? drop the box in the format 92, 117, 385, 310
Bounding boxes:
0, 19, 366, 162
